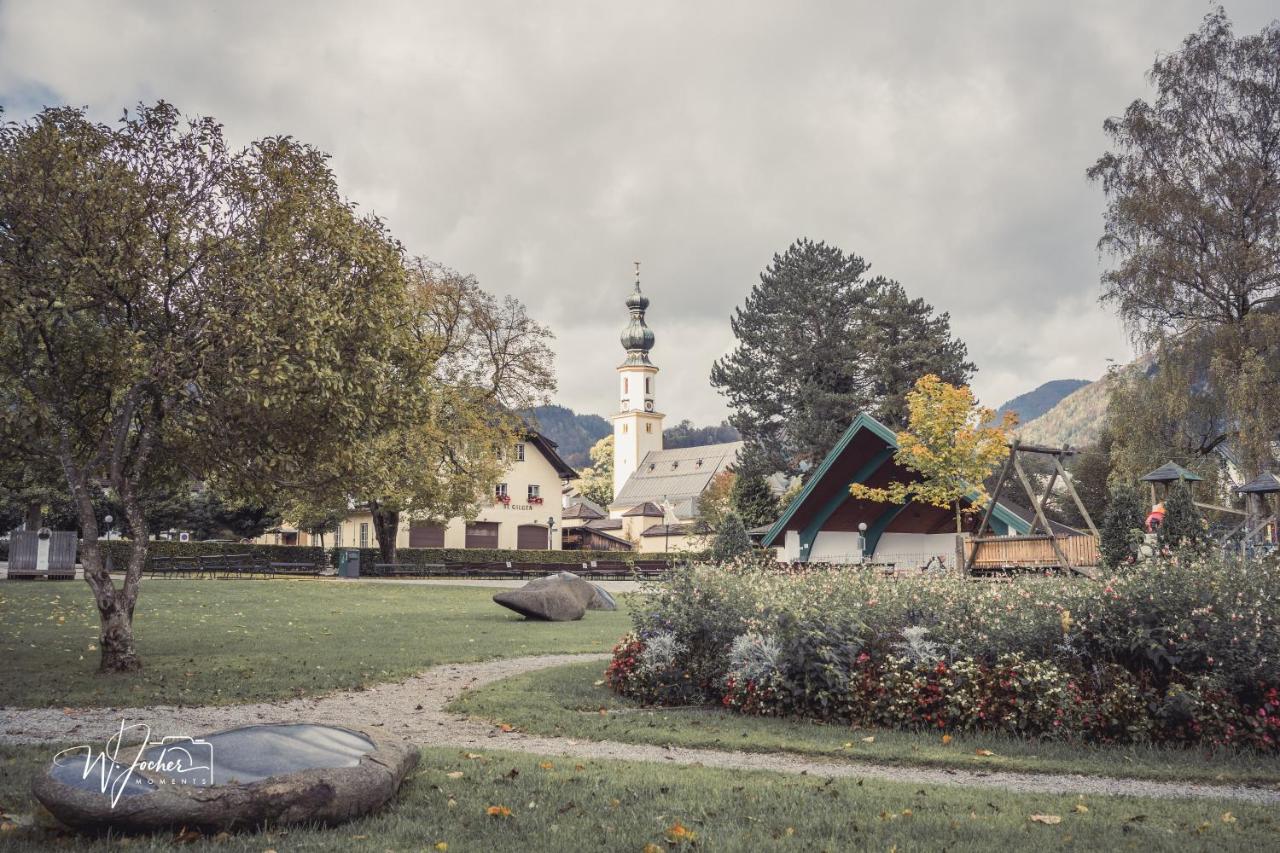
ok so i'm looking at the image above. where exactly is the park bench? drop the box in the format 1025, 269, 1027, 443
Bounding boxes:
6, 529, 77, 580
371, 563, 443, 578
147, 555, 199, 578
269, 561, 325, 578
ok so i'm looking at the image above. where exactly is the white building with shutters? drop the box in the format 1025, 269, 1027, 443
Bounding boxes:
259, 431, 579, 551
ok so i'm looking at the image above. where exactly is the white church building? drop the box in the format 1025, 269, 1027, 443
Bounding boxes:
568, 271, 742, 552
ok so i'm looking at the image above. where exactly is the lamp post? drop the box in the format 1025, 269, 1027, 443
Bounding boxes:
547, 516, 556, 550
104, 515, 113, 543
858, 522, 868, 564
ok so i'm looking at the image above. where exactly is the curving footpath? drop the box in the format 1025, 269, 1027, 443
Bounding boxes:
3, 653, 1278, 806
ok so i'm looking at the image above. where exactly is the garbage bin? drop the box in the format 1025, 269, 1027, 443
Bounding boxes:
338, 548, 361, 579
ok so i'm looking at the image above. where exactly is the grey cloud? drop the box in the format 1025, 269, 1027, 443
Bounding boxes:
3, 0, 1275, 423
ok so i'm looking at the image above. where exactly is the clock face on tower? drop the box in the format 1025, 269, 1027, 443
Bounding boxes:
644, 400, 654, 412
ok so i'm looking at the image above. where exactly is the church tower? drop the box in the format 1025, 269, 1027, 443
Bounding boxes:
611, 263, 664, 500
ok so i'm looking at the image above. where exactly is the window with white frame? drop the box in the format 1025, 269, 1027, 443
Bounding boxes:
495, 483, 509, 498
528, 484, 541, 502
514, 443, 525, 462
359, 523, 368, 548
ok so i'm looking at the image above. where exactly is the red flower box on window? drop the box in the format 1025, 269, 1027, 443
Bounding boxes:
495, 494, 511, 505
529, 496, 543, 505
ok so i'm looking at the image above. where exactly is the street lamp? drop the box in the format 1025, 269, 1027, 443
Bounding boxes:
858, 522, 868, 563
104, 515, 113, 543
547, 516, 556, 550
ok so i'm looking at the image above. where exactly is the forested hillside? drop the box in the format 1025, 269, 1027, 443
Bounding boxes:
995, 379, 1089, 425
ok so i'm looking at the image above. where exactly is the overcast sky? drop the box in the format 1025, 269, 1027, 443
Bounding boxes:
2, 1, 1276, 425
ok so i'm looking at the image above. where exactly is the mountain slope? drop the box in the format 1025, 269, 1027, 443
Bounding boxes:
1016, 377, 1111, 448
996, 379, 1090, 425
526, 405, 611, 469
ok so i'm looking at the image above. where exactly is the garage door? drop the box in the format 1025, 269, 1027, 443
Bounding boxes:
409, 521, 445, 548
516, 524, 548, 550
464, 521, 500, 549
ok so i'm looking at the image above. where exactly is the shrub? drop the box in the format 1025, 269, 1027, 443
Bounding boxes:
610, 554, 1280, 749
710, 512, 753, 562
1158, 481, 1204, 548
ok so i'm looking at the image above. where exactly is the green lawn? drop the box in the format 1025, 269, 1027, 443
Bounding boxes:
451, 660, 1280, 787
0, 581, 629, 708
1, 744, 1276, 851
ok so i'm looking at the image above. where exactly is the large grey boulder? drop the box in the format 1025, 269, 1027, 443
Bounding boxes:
493, 571, 612, 621
32, 723, 418, 834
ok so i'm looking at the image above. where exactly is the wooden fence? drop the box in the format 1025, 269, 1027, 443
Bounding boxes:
963, 534, 1100, 571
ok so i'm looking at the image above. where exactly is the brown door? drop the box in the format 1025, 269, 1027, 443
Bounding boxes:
516, 524, 548, 550
464, 522, 500, 549
409, 521, 445, 548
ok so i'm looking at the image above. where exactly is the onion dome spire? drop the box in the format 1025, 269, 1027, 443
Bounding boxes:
620, 261, 655, 366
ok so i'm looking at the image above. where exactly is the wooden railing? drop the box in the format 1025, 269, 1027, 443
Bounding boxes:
963, 534, 1100, 569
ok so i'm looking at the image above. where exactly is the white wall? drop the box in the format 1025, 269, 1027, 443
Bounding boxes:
808, 530, 864, 564
872, 532, 959, 568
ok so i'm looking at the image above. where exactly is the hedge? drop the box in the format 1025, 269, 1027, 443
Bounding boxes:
349, 546, 705, 569
98, 540, 328, 568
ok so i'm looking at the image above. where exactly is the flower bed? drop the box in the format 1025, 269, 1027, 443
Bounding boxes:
607, 555, 1280, 751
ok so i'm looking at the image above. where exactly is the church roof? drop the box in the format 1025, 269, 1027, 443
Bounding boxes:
611, 441, 744, 510
622, 501, 665, 517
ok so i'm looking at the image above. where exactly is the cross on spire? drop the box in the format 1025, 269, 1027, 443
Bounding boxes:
634, 260, 641, 286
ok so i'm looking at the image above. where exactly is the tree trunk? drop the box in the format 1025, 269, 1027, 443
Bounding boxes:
24, 501, 41, 531
954, 500, 963, 534
370, 503, 399, 566
98, 597, 142, 671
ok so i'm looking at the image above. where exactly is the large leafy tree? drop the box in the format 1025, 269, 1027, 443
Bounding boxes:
1088, 9, 1280, 479
850, 375, 1013, 533
711, 239, 973, 474
0, 103, 419, 671
305, 259, 557, 566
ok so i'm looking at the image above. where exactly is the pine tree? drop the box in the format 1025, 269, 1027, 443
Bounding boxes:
1100, 483, 1146, 568
730, 444, 780, 530
711, 512, 753, 562
1159, 481, 1203, 548
710, 238, 974, 473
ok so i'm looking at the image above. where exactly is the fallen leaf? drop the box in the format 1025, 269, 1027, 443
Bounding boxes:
643, 845, 662, 853
1222, 812, 1236, 824
842, 742, 853, 749
1029, 815, 1062, 825
593, 679, 606, 686
172, 827, 202, 844
463, 752, 483, 760
486, 805, 512, 817
505, 767, 519, 779
861, 736, 875, 743
499, 723, 514, 733
1073, 804, 1088, 814
574, 764, 585, 771
435, 844, 448, 852
664, 821, 696, 843
599, 708, 609, 716
974, 749, 996, 757
538, 761, 555, 770
941, 734, 953, 745
445, 771, 464, 779
447, 798, 457, 809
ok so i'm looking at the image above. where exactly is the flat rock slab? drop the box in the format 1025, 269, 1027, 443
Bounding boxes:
493, 571, 611, 621
32, 723, 418, 834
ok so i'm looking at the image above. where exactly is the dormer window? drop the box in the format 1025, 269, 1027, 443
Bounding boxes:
648, 463, 655, 471
671, 461, 679, 470
696, 459, 703, 467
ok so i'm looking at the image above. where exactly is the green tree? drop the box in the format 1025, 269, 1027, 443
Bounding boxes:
577, 436, 614, 508
303, 259, 557, 567
850, 375, 1012, 533
730, 445, 779, 530
1159, 481, 1204, 549
711, 239, 973, 473
710, 511, 753, 562
1088, 9, 1280, 479
695, 469, 736, 531
1100, 482, 1146, 569
1054, 433, 1113, 529
0, 103, 418, 671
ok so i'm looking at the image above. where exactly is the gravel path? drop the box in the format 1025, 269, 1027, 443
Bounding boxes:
4, 654, 1277, 806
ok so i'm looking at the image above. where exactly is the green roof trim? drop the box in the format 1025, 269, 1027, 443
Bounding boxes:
762, 411, 1030, 547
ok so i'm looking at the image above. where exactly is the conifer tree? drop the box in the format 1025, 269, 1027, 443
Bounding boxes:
711, 512, 753, 562
1100, 483, 1146, 568
730, 444, 780, 530
711, 238, 973, 473
1158, 481, 1203, 549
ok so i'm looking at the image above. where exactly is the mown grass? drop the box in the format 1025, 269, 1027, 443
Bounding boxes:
0, 581, 629, 708
1, 744, 1276, 851
450, 660, 1280, 787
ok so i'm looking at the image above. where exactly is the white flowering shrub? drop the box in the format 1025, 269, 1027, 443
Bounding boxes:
891, 626, 943, 664
637, 630, 684, 677
726, 632, 782, 685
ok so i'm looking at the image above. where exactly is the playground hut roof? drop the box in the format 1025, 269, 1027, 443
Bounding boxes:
1139, 461, 1204, 483
1236, 472, 1280, 494
762, 411, 1031, 549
